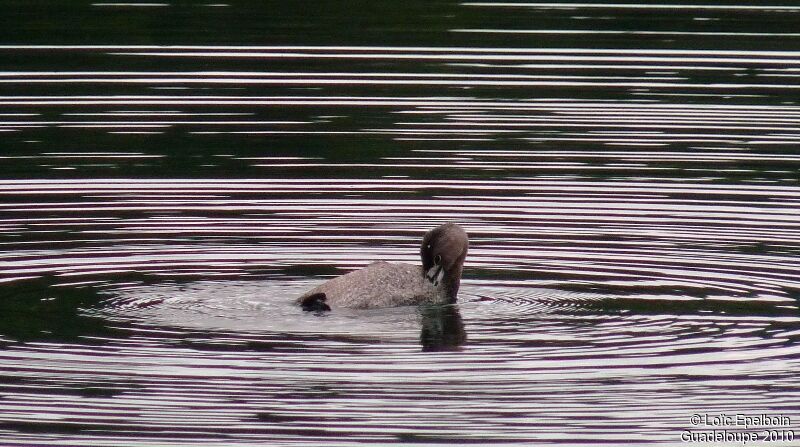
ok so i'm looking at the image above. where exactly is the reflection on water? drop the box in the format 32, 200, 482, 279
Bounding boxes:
419, 304, 466, 351
1, 1, 800, 446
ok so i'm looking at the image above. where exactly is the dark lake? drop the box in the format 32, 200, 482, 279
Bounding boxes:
1, 1, 799, 445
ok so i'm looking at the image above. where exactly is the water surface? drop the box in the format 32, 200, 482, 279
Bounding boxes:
1, 1, 799, 446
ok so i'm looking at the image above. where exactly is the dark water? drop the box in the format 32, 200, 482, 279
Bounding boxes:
2, 2, 800, 446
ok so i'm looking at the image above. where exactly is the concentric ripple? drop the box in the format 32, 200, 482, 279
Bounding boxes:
2, 1, 800, 446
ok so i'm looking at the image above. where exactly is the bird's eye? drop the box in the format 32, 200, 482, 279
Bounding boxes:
434, 254, 442, 265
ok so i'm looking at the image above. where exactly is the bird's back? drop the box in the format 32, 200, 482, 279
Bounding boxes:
297, 261, 437, 309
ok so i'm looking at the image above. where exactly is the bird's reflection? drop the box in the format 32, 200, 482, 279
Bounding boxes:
418, 304, 466, 352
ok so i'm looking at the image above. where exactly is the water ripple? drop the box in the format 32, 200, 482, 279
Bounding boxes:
2, 4, 800, 445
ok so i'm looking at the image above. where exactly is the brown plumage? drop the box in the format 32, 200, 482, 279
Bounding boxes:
297, 223, 468, 310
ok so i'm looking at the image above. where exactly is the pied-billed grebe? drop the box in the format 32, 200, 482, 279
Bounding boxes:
297, 223, 468, 310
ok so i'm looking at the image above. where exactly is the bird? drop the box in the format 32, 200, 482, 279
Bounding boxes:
297, 223, 468, 310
